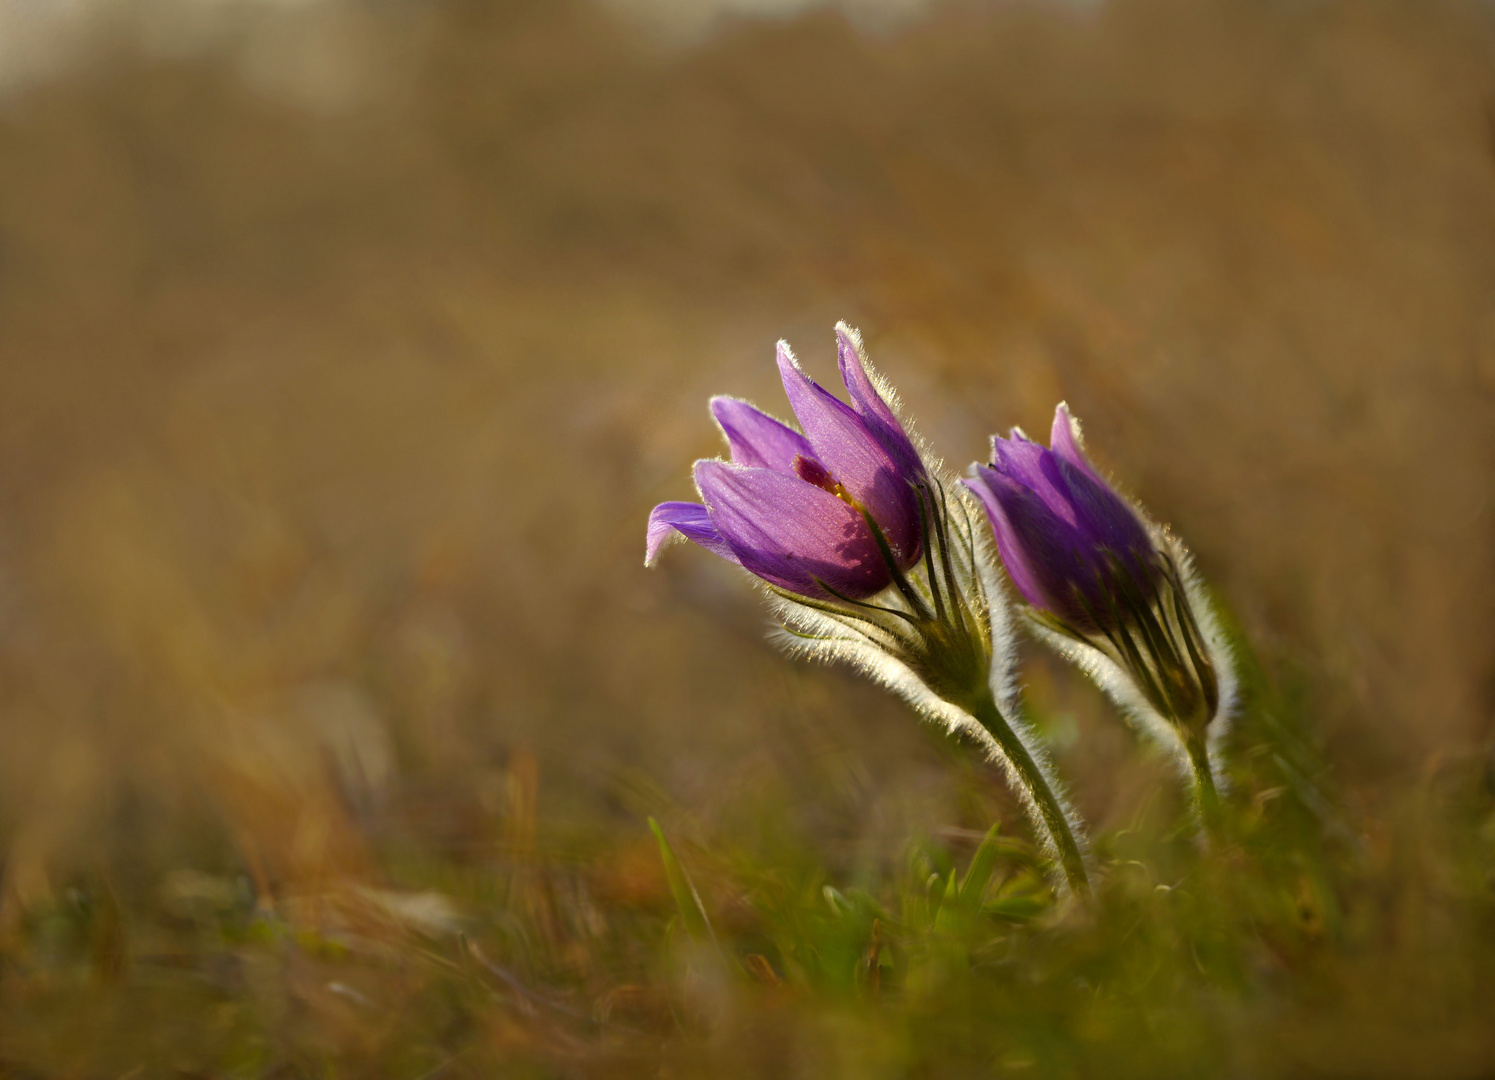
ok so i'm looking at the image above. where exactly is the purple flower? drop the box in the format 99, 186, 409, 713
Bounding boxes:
646, 326, 926, 600
963, 404, 1157, 633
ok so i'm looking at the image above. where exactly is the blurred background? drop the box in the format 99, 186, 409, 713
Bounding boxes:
0, 0, 1493, 1064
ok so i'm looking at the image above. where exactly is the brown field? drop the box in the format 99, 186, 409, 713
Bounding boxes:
0, 0, 1492, 1062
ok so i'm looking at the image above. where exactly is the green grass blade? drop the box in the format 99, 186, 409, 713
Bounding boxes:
958, 822, 1003, 907
649, 817, 715, 947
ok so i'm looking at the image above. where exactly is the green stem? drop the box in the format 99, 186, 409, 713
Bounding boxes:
967, 692, 1091, 899
1183, 732, 1224, 846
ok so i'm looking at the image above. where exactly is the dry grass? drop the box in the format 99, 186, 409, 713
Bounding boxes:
0, 0, 1492, 1073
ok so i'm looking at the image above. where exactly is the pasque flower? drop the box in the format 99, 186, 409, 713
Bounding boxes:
965, 404, 1236, 834
965, 405, 1157, 637
647, 327, 1092, 897
646, 327, 926, 601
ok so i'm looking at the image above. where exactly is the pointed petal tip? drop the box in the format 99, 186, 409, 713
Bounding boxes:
775, 339, 811, 391
647, 495, 739, 567
709, 399, 816, 472
969, 462, 1006, 492
830, 321, 925, 475
1051, 401, 1080, 444
1049, 399, 1102, 479
644, 502, 685, 565
709, 394, 760, 432
833, 321, 878, 399
691, 456, 729, 485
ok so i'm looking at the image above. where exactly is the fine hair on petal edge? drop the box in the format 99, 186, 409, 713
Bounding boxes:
833, 322, 942, 471
708, 395, 801, 444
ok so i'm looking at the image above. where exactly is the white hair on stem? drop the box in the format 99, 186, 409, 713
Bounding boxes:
1167, 532, 1240, 785
761, 486, 1091, 891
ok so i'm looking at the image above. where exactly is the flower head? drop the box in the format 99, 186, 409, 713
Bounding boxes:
966, 403, 1228, 742
963, 403, 1157, 636
646, 325, 926, 600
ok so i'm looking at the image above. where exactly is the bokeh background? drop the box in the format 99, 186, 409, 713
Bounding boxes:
0, 0, 1493, 1068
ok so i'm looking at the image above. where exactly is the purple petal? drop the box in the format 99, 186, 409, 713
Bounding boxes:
709, 397, 816, 473
998, 481, 1118, 623
1040, 453, 1153, 569
974, 407, 1160, 629
646, 501, 739, 566
972, 452, 1156, 626
775, 342, 922, 565
1048, 402, 1106, 487
963, 469, 1050, 610
835, 323, 924, 480
1039, 406, 1151, 562
980, 466, 1123, 625
694, 460, 889, 599
990, 436, 1080, 528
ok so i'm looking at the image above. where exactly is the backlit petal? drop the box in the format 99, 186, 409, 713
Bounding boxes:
775, 341, 922, 565
646, 501, 739, 566
964, 468, 1054, 611
1048, 402, 1106, 487
1044, 455, 1154, 570
990, 436, 1079, 528
695, 460, 889, 599
835, 323, 924, 480
709, 397, 816, 473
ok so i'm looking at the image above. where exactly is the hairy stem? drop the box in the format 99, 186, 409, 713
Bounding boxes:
967, 692, 1091, 899
1184, 731, 1224, 845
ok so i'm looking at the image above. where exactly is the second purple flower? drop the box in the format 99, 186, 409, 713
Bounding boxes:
963, 403, 1157, 636
965, 402, 1235, 837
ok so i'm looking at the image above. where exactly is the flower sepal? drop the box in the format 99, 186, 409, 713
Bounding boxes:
1028, 540, 1219, 739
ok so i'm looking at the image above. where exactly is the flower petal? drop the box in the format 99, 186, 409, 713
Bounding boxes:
646, 501, 739, 566
975, 406, 1162, 631
996, 482, 1113, 625
775, 341, 922, 565
963, 468, 1050, 610
835, 323, 924, 480
1042, 453, 1154, 570
1048, 402, 1106, 487
709, 397, 816, 473
989, 436, 1080, 528
694, 460, 889, 599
